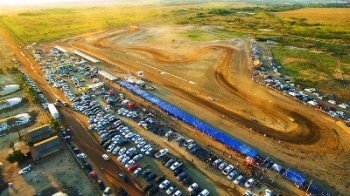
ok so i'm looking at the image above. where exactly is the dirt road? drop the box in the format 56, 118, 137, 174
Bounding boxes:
0, 23, 143, 196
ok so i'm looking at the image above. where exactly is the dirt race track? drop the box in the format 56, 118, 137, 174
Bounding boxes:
68, 26, 350, 194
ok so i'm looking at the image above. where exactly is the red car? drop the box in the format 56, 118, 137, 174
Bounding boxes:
128, 163, 138, 172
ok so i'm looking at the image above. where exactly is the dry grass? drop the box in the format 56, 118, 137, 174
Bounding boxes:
282, 57, 310, 65
275, 8, 350, 26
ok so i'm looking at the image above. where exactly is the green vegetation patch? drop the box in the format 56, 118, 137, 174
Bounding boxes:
178, 29, 235, 41
272, 47, 350, 101
0, 6, 166, 44
273, 47, 336, 76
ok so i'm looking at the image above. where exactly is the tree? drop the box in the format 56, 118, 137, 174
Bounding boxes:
6, 149, 25, 164
9, 141, 14, 150
50, 117, 60, 130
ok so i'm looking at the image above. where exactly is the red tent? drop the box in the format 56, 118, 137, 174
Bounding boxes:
244, 157, 256, 166
109, 89, 116, 95
126, 102, 135, 110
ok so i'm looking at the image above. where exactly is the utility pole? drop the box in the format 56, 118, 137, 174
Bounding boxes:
305, 180, 313, 195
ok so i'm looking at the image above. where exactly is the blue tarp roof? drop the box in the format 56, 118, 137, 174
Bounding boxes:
284, 168, 306, 188
308, 184, 320, 195
118, 80, 259, 158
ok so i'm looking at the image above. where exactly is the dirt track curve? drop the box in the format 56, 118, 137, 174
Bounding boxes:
91, 28, 323, 145
69, 27, 350, 194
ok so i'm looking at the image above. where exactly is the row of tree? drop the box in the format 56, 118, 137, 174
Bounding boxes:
17, 73, 41, 104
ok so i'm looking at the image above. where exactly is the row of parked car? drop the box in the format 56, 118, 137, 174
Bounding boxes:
98, 101, 215, 195
44, 61, 210, 195
176, 135, 275, 195
20, 71, 51, 110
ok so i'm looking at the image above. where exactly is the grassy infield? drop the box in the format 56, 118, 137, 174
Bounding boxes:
1, 3, 349, 101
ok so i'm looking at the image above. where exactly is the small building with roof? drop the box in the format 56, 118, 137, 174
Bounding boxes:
74, 50, 100, 64
54, 45, 68, 53
27, 125, 53, 144
30, 135, 62, 161
98, 70, 117, 81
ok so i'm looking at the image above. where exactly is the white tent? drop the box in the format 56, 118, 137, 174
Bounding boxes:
98, 70, 117, 81
88, 82, 104, 89
271, 163, 283, 173
135, 80, 145, 85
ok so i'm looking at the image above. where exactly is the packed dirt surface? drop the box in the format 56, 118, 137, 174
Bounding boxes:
68, 25, 350, 194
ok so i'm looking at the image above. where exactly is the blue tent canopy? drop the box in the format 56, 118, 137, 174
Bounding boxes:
118, 80, 259, 158
308, 184, 320, 195
284, 169, 306, 188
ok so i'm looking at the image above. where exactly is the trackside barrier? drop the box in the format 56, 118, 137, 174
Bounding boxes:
116, 79, 328, 193
117, 79, 258, 158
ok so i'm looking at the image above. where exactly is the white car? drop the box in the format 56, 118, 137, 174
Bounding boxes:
187, 183, 198, 192
265, 189, 273, 196
18, 165, 31, 175
244, 190, 253, 196
125, 160, 135, 168
227, 170, 238, 180
125, 132, 134, 139
131, 134, 140, 142
134, 137, 144, 144
112, 146, 121, 155
140, 144, 151, 152
102, 154, 110, 161
133, 168, 142, 177
244, 178, 255, 188
155, 148, 168, 158
218, 162, 227, 170
159, 179, 171, 189
118, 147, 127, 155
121, 129, 130, 136
233, 175, 244, 185
117, 154, 126, 162
222, 164, 234, 175
166, 186, 177, 195
170, 162, 183, 171
172, 190, 182, 196
145, 147, 154, 155
137, 141, 146, 148
77, 153, 87, 159
126, 147, 136, 155
103, 187, 111, 196
121, 156, 130, 165
328, 100, 336, 104
106, 144, 115, 152
118, 108, 125, 115
133, 154, 143, 161
198, 189, 209, 196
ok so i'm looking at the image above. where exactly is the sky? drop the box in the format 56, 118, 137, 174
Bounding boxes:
0, 0, 116, 6
0, 0, 68, 5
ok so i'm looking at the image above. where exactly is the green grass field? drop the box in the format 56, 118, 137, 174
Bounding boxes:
0, 6, 168, 45
178, 29, 240, 41
272, 47, 350, 102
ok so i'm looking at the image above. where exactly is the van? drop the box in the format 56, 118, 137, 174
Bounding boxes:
102, 187, 111, 196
